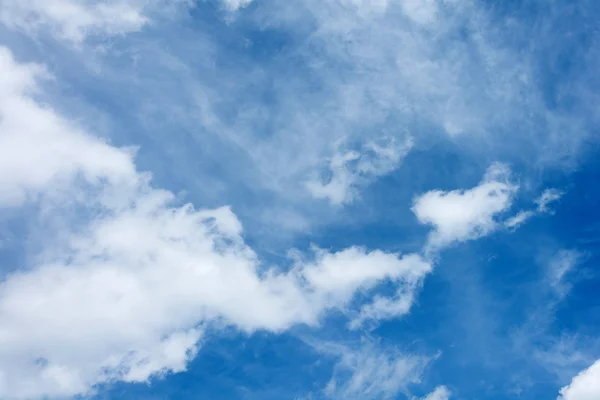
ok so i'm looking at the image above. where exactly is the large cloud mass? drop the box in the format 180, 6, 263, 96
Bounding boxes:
558, 360, 600, 400
0, 47, 431, 399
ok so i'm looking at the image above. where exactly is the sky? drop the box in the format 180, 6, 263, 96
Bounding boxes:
0, 0, 599, 399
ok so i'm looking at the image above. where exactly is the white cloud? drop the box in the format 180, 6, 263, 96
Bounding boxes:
422, 385, 451, 400
306, 137, 413, 205
412, 163, 517, 249
504, 187, 564, 229
302, 249, 430, 306
305, 149, 362, 205
0, 48, 137, 207
0, 197, 428, 398
0, 47, 432, 399
38, 0, 589, 240
0, 0, 197, 43
532, 335, 597, 384
221, 0, 253, 11
349, 285, 416, 329
504, 210, 535, 230
558, 360, 600, 400
399, 0, 438, 25
0, 0, 151, 42
536, 188, 564, 213
24, 0, 590, 243
343, 0, 389, 14
547, 250, 580, 298
317, 341, 433, 399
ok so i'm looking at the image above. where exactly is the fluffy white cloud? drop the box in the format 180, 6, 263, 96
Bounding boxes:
412, 163, 517, 249
558, 360, 600, 400
0, 47, 431, 399
422, 385, 451, 400
0, 48, 137, 207
306, 137, 413, 205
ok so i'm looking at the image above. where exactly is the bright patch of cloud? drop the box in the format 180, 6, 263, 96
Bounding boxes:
413, 163, 517, 249
399, 0, 438, 25
558, 360, 600, 400
306, 137, 413, 205
422, 385, 451, 400
349, 284, 416, 329
0, 47, 431, 399
222, 0, 253, 11
0, 48, 137, 207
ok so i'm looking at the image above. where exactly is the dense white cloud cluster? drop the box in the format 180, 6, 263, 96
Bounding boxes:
0, 47, 431, 399
558, 360, 600, 400
0, 48, 137, 207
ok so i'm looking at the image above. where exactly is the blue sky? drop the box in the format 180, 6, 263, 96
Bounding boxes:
0, 0, 599, 399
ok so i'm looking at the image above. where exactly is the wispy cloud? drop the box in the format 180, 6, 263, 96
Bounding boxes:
536, 189, 565, 213
504, 210, 536, 230
313, 340, 436, 400
305, 136, 413, 205
547, 249, 580, 299
1, 0, 150, 42
2, 0, 587, 238
504, 188, 565, 230
511, 249, 594, 385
